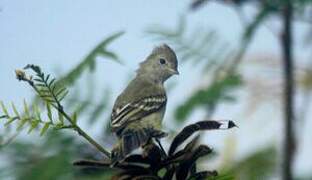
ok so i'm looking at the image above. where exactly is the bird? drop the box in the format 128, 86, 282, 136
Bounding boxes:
110, 44, 179, 163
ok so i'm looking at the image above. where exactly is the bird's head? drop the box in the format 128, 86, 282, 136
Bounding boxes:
137, 44, 179, 83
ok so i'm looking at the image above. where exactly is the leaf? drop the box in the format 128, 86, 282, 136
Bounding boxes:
40, 123, 50, 136
85, 31, 124, 67
17, 117, 28, 131
55, 87, 66, 97
39, 93, 53, 99
23, 99, 30, 118
36, 83, 46, 87
163, 135, 200, 165
162, 167, 175, 180
58, 111, 64, 125
190, 0, 209, 10
11, 102, 20, 117
176, 145, 213, 180
124, 155, 152, 165
57, 31, 124, 87
96, 31, 125, 49
142, 142, 162, 166
99, 50, 122, 64
57, 90, 68, 102
45, 74, 50, 83
48, 78, 56, 88
0, 101, 9, 116
169, 120, 236, 155
33, 104, 42, 121
4, 117, 15, 126
24, 64, 42, 74
243, 2, 278, 41
27, 120, 40, 134
114, 166, 153, 179
188, 170, 218, 180
72, 112, 77, 124
73, 159, 111, 167
33, 78, 44, 82
46, 103, 53, 123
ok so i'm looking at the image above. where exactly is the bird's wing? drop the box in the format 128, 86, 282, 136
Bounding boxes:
110, 95, 167, 132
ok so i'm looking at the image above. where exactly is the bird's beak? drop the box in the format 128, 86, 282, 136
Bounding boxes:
169, 68, 179, 75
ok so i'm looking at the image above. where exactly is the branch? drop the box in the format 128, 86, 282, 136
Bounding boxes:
15, 66, 111, 158
281, 1, 295, 180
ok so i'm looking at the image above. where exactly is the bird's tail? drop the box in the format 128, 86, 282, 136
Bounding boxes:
111, 128, 167, 164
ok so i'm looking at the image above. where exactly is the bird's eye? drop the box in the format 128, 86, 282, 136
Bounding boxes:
159, 58, 166, 65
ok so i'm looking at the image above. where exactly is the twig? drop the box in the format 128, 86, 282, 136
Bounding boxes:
16, 69, 111, 158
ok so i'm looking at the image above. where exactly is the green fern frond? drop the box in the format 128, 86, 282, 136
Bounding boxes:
0, 101, 9, 116
40, 123, 50, 136
27, 120, 40, 134
1, 65, 74, 136
4, 117, 16, 126
58, 111, 64, 125
0, 99, 67, 136
24, 64, 69, 105
46, 103, 53, 123
57, 31, 124, 87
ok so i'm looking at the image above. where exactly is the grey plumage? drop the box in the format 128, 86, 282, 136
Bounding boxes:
110, 44, 178, 163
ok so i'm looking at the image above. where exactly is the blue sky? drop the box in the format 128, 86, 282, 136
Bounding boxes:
0, 0, 311, 177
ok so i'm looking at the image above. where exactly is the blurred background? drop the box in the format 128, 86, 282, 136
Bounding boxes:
0, 0, 311, 179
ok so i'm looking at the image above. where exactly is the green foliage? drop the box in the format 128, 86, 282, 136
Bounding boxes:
0, 65, 71, 136
18, 152, 72, 180
243, 1, 279, 41
0, 32, 123, 143
220, 0, 312, 43
0, 100, 55, 136
175, 74, 242, 122
2, 63, 111, 159
0, 32, 123, 179
57, 31, 124, 87
25, 64, 69, 105
223, 146, 277, 180
0, 131, 113, 180
146, 16, 232, 72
